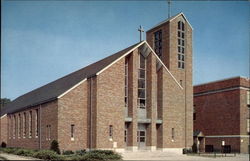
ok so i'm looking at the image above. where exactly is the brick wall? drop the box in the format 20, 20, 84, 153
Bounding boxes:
95, 55, 125, 149
58, 81, 88, 151
0, 115, 7, 145
194, 77, 250, 153
146, 13, 193, 148
7, 100, 58, 149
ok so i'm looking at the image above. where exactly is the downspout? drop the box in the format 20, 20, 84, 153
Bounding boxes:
89, 77, 93, 150
184, 28, 187, 148
39, 104, 42, 150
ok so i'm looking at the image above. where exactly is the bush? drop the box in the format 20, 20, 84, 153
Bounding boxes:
192, 143, 198, 153
65, 150, 122, 161
14, 149, 35, 157
62, 150, 74, 155
75, 149, 86, 155
183, 148, 192, 154
50, 140, 60, 154
33, 150, 64, 160
0, 147, 20, 154
88, 150, 122, 161
1, 142, 6, 148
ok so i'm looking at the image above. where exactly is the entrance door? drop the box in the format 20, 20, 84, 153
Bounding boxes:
137, 124, 146, 149
137, 130, 146, 149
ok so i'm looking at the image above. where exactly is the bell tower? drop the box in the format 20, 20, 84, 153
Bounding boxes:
146, 12, 193, 148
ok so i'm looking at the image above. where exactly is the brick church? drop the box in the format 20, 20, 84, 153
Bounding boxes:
0, 12, 193, 152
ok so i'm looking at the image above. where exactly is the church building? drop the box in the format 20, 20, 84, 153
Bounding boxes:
0, 12, 193, 153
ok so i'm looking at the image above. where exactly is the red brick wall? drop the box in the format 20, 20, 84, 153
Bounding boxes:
7, 101, 58, 149
147, 13, 193, 148
194, 77, 249, 94
58, 81, 88, 151
194, 90, 240, 135
161, 68, 185, 148
0, 115, 7, 145
194, 77, 250, 153
95, 55, 125, 149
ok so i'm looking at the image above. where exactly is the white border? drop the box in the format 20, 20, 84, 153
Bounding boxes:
148, 12, 193, 31
194, 86, 250, 97
0, 114, 7, 119
144, 41, 183, 89
57, 78, 87, 98
194, 76, 249, 87
96, 41, 145, 75
58, 40, 183, 99
205, 135, 249, 138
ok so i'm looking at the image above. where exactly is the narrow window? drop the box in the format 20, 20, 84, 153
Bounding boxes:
13, 115, 16, 139
193, 108, 196, 121
124, 130, 127, 143
35, 109, 38, 138
138, 53, 146, 109
180, 80, 183, 86
29, 111, 32, 138
154, 30, 162, 58
171, 128, 175, 141
71, 124, 75, 140
8, 116, 11, 139
247, 119, 250, 133
23, 112, 26, 138
247, 91, 250, 105
125, 57, 128, 108
15, 115, 17, 138
109, 125, 113, 139
48, 125, 51, 140
18, 114, 21, 138
46, 125, 51, 140
177, 21, 185, 69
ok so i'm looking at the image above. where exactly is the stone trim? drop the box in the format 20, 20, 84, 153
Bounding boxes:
194, 86, 250, 97
205, 135, 250, 138
57, 78, 87, 98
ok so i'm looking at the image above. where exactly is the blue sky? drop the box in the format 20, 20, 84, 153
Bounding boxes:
2, 1, 249, 100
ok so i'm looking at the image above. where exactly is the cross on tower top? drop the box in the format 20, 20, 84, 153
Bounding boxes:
168, 0, 171, 18
138, 25, 144, 42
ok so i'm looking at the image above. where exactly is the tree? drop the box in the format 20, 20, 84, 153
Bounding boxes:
1, 98, 11, 108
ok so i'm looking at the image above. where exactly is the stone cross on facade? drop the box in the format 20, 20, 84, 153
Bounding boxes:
138, 25, 144, 42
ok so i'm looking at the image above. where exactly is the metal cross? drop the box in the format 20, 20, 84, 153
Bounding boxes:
168, 0, 171, 18
138, 25, 144, 42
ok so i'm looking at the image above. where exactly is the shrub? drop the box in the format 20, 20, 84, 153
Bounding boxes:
14, 149, 35, 157
1, 147, 20, 154
62, 150, 74, 155
50, 140, 60, 154
87, 150, 122, 161
192, 143, 198, 153
33, 150, 64, 160
75, 149, 86, 155
1, 142, 6, 148
183, 148, 192, 154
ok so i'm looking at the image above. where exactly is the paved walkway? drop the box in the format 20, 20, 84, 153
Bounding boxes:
121, 151, 249, 161
0, 152, 38, 160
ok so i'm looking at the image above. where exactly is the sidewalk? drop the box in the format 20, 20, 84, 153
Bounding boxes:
0, 152, 39, 160
121, 151, 249, 161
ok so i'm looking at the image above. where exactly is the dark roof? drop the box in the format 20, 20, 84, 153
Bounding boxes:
1, 42, 141, 116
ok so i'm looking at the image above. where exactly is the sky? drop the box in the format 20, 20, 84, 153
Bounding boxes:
1, 0, 249, 100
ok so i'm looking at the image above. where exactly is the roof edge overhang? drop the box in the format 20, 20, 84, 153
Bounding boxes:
147, 12, 193, 32
1, 97, 58, 117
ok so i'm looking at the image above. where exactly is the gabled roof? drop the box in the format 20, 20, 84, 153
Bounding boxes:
147, 12, 193, 32
1, 42, 142, 116
1, 40, 183, 116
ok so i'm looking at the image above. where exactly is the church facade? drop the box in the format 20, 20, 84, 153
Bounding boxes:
0, 13, 193, 152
